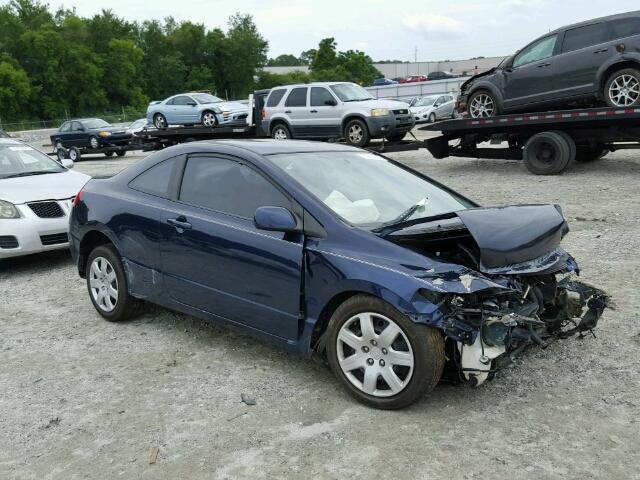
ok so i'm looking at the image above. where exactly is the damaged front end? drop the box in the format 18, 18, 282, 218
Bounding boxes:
386, 204, 609, 386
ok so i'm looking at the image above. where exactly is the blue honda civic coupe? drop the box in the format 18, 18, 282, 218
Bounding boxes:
69, 140, 607, 409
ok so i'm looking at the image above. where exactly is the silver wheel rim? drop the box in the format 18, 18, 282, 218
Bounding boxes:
202, 112, 216, 127
90, 137, 98, 149
609, 74, 640, 107
273, 127, 288, 140
348, 124, 364, 143
429, 113, 436, 122
469, 94, 495, 118
336, 312, 414, 398
154, 115, 166, 128
89, 257, 118, 313
69, 149, 77, 161
55, 142, 63, 151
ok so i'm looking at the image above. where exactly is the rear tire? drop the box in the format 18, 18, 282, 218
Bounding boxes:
86, 244, 142, 322
604, 68, 640, 108
326, 294, 444, 410
344, 118, 371, 147
523, 131, 574, 175
271, 123, 291, 140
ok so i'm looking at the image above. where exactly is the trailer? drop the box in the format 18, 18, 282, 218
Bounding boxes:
420, 106, 640, 174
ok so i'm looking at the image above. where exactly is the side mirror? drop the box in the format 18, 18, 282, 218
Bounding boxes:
188, 102, 197, 106
254, 206, 299, 232
61, 158, 74, 169
434, 103, 441, 108
324, 99, 337, 106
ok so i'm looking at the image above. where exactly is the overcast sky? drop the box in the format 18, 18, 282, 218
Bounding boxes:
7, 0, 640, 61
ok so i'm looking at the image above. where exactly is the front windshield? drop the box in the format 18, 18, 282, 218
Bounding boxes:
0, 143, 65, 178
330, 83, 373, 102
193, 93, 223, 104
414, 97, 437, 107
268, 151, 472, 227
84, 119, 110, 129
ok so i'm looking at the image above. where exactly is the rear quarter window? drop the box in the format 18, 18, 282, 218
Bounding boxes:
562, 23, 609, 53
267, 89, 286, 107
129, 156, 182, 198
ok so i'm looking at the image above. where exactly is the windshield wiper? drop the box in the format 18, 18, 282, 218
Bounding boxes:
2, 171, 61, 179
373, 198, 429, 235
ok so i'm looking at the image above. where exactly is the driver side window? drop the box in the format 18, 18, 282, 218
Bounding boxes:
513, 35, 558, 68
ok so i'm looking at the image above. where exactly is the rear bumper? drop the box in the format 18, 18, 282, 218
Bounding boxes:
0, 203, 72, 259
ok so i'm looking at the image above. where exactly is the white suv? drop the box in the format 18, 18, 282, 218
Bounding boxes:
261, 82, 415, 147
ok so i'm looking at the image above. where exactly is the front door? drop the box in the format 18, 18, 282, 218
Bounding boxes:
159, 154, 304, 340
502, 34, 559, 110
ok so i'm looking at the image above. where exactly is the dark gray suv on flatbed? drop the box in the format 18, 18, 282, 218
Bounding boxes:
458, 11, 640, 118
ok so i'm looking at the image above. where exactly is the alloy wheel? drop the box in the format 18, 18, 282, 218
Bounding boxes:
273, 126, 288, 140
469, 93, 495, 118
348, 124, 363, 143
336, 312, 414, 398
202, 112, 217, 127
154, 114, 166, 129
90, 137, 99, 149
89, 256, 118, 313
608, 74, 640, 107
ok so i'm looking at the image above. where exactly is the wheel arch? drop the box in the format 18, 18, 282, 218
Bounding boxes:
597, 58, 640, 95
269, 117, 291, 134
77, 228, 119, 278
341, 114, 369, 132
467, 82, 505, 112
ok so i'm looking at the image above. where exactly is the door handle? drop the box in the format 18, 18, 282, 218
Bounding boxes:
537, 63, 551, 68
594, 48, 608, 54
310, 109, 318, 113
167, 216, 192, 231
285, 110, 292, 114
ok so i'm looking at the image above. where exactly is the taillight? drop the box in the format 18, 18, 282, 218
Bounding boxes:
73, 187, 85, 206
261, 108, 266, 120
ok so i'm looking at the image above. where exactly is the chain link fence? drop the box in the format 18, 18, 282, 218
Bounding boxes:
0, 109, 147, 133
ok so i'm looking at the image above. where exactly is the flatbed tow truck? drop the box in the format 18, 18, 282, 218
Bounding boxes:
53, 93, 640, 175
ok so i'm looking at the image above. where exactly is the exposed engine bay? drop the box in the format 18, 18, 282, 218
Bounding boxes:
386, 204, 609, 386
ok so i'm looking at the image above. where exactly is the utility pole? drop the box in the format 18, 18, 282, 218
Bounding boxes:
414, 45, 418, 63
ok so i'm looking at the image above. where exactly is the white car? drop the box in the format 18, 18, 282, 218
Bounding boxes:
126, 118, 149, 136
0, 138, 90, 259
410, 94, 456, 123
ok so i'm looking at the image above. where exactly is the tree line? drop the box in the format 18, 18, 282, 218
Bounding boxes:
0, 0, 382, 124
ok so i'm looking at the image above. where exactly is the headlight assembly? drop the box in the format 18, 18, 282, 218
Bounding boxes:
370, 108, 390, 117
0, 200, 20, 219
98, 131, 111, 137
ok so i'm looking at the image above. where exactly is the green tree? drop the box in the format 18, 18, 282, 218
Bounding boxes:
299, 49, 316, 65
310, 38, 337, 71
254, 70, 311, 90
0, 54, 30, 120
267, 54, 301, 67
103, 39, 147, 109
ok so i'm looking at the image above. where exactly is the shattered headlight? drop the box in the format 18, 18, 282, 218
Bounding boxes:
0, 199, 20, 219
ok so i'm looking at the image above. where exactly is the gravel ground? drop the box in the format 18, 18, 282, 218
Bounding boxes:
1, 137, 639, 479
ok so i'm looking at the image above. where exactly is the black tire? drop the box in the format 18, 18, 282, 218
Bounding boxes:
467, 89, 500, 118
56, 147, 68, 162
86, 244, 142, 322
344, 118, 371, 147
603, 68, 640, 108
326, 294, 445, 410
271, 123, 291, 140
555, 131, 576, 168
523, 131, 574, 175
428, 112, 437, 123
116, 150, 126, 157
105, 151, 115, 157
54, 140, 64, 153
68, 147, 81, 162
385, 133, 406, 142
201, 110, 218, 128
153, 113, 168, 129
575, 146, 608, 162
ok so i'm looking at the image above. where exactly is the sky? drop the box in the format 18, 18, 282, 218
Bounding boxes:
6, 0, 640, 61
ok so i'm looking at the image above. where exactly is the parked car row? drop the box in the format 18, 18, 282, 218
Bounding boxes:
409, 94, 456, 123
372, 71, 459, 87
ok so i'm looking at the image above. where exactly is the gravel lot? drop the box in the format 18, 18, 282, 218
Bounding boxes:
1, 136, 639, 479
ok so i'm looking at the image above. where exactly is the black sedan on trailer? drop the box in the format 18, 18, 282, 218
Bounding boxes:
50, 118, 132, 158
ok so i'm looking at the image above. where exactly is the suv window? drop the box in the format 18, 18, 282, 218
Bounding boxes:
129, 156, 182, 198
513, 35, 558, 68
285, 87, 308, 107
179, 156, 290, 219
267, 89, 286, 107
59, 122, 71, 133
310, 87, 335, 107
609, 17, 640, 40
168, 95, 192, 106
562, 23, 609, 53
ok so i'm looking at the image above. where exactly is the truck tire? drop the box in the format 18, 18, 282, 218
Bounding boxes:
344, 118, 371, 147
523, 131, 574, 175
326, 294, 445, 410
604, 68, 640, 108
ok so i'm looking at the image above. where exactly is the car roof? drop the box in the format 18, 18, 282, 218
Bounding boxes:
68, 118, 104, 123
200, 139, 362, 156
550, 10, 640, 34
270, 82, 353, 90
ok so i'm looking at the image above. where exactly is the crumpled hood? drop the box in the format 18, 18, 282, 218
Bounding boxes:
214, 101, 249, 112
461, 67, 497, 92
456, 204, 569, 272
0, 170, 90, 204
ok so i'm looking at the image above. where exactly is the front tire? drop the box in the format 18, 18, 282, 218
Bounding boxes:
201, 110, 218, 128
86, 244, 141, 322
105, 151, 114, 157
344, 118, 371, 147
428, 112, 437, 123
468, 90, 499, 118
326, 295, 445, 409
604, 68, 640, 108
